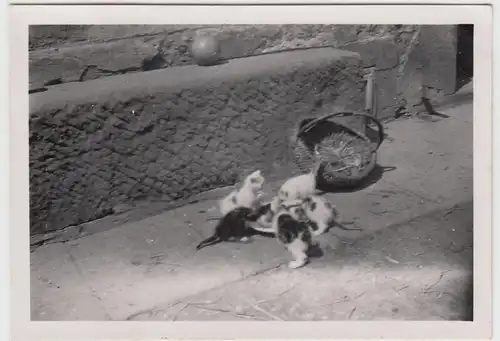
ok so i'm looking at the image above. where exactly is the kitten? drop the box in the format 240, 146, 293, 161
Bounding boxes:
251, 196, 282, 229
195, 207, 273, 251
249, 196, 304, 233
271, 208, 313, 269
280, 199, 309, 220
251, 199, 328, 269
301, 195, 363, 236
219, 170, 265, 216
278, 162, 323, 202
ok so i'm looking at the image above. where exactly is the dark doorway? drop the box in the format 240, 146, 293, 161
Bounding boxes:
456, 24, 474, 91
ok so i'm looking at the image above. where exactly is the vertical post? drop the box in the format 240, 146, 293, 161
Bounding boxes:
362, 67, 376, 134
364, 68, 375, 115
363, 67, 379, 141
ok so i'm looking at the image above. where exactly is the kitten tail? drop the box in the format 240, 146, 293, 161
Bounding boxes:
196, 235, 221, 250
331, 221, 363, 231
311, 160, 324, 178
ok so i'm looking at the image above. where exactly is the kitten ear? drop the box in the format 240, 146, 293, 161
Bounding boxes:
250, 170, 261, 177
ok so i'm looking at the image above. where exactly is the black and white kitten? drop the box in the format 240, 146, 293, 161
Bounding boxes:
219, 170, 265, 216
271, 207, 313, 269
301, 195, 362, 236
250, 196, 282, 230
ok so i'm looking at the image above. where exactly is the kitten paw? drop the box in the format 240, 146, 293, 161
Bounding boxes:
239, 236, 252, 243
288, 259, 307, 269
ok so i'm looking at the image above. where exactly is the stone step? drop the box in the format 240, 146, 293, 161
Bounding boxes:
29, 24, 410, 90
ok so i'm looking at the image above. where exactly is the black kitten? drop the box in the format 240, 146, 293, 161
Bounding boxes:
196, 207, 273, 251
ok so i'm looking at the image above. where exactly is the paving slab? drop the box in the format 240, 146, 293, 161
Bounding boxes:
377, 102, 473, 203
30, 242, 110, 320
131, 201, 472, 321
64, 200, 288, 321
319, 180, 433, 242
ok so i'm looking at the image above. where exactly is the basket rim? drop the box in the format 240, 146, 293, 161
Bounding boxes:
291, 113, 370, 148
291, 110, 384, 151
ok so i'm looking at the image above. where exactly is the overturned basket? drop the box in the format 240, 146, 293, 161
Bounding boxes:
290, 111, 385, 189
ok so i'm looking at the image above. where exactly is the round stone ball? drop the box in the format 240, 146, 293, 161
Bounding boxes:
190, 35, 222, 66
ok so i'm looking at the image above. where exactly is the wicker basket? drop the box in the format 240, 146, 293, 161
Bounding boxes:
290, 111, 385, 189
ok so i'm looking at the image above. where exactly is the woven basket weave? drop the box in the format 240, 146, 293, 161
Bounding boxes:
290, 111, 384, 189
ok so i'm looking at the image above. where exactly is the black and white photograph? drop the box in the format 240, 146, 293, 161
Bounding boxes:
8, 3, 493, 340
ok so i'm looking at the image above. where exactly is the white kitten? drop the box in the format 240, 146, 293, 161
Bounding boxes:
219, 170, 265, 216
278, 162, 323, 202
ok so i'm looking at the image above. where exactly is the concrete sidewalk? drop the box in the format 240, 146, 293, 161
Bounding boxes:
129, 201, 473, 321
30, 96, 473, 321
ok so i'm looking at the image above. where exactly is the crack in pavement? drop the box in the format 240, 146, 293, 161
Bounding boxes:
67, 250, 114, 320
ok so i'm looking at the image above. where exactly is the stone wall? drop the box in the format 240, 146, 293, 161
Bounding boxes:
30, 48, 365, 235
